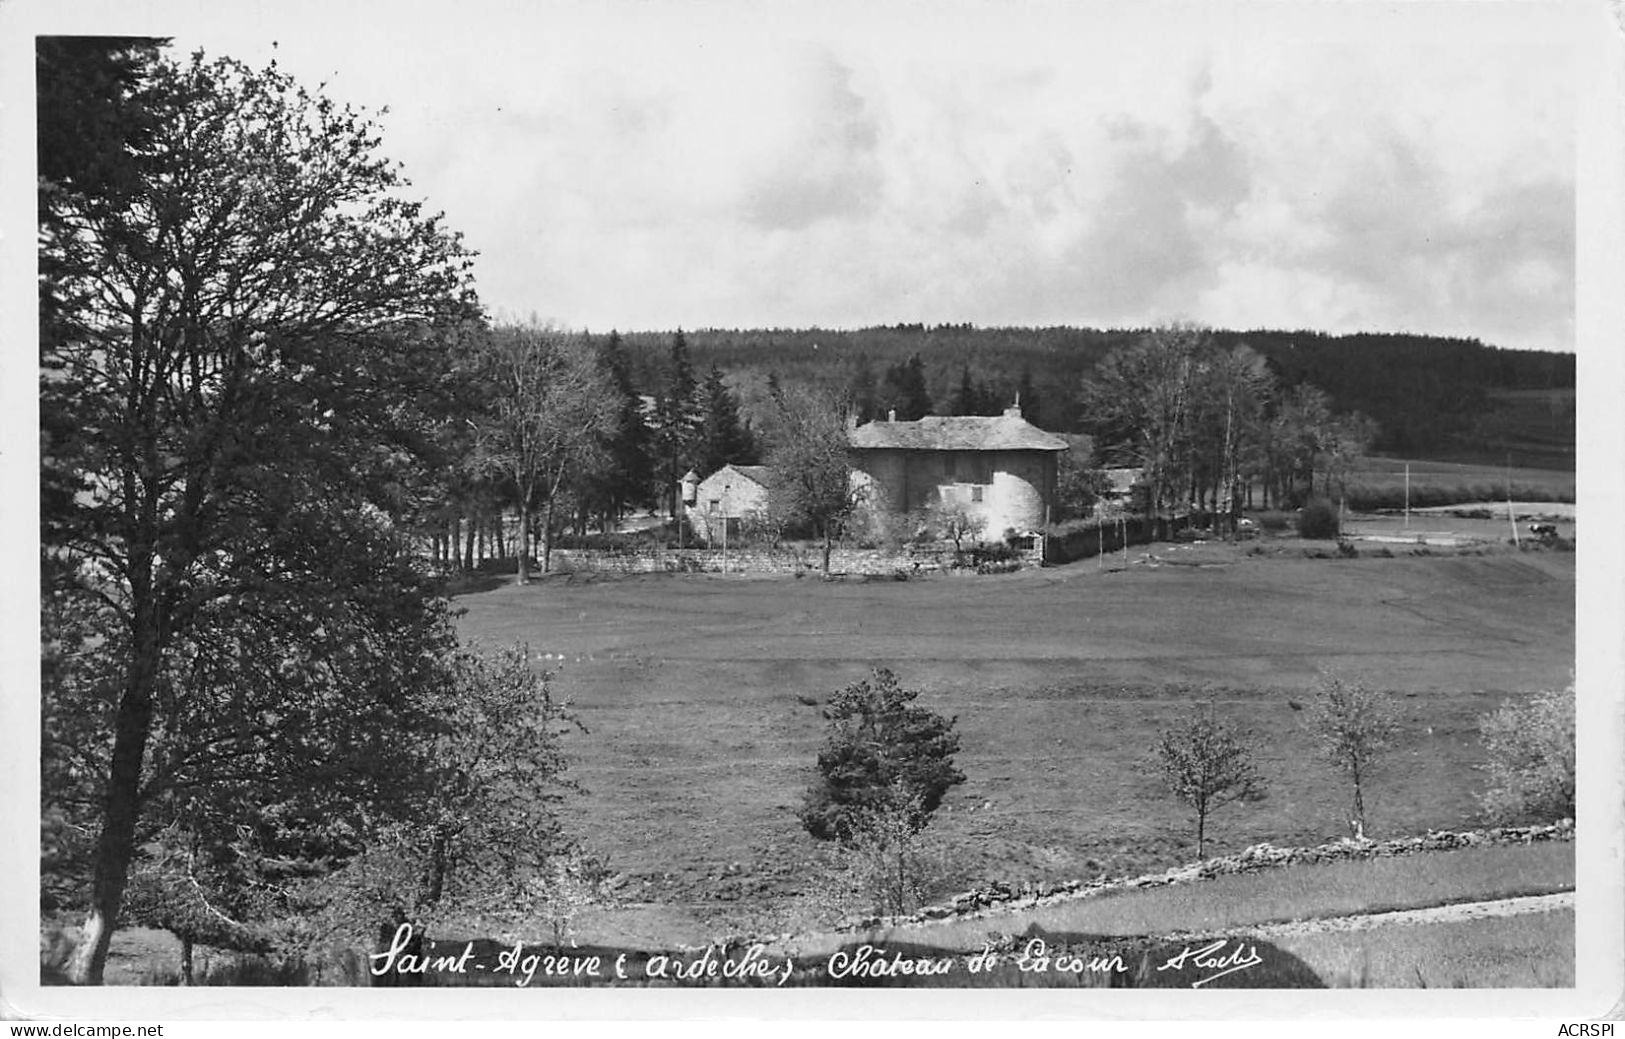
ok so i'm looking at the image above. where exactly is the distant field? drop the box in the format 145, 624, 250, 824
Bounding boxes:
1443, 388, 1576, 472
452, 541, 1576, 944
1346, 456, 1575, 505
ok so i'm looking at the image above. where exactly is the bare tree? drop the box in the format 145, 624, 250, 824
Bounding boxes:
763, 386, 865, 574
1153, 702, 1265, 858
467, 327, 620, 581
1306, 670, 1399, 838
1081, 326, 1204, 539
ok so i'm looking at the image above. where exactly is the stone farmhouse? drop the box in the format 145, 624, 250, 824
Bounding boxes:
681, 463, 772, 543
847, 403, 1069, 538
684, 404, 1071, 545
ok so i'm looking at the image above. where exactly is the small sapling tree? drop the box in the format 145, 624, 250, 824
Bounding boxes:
1478, 683, 1575, 824
1306, 670, 1398, 838
816, 781, 949, 920
922, 497, 986, 557
1153, 702, 1266, 858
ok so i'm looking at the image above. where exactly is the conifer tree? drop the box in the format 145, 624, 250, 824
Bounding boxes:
697, 364, 757, 474
584, 331, 653, 528
652, 330, 700, 517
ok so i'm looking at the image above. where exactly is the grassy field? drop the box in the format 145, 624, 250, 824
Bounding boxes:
451, 532, 1576, 945
1344, 456, 1576, 506
813, 842, 1573, 953
1280, 909, 1573, 988
85, 844, 1572, 987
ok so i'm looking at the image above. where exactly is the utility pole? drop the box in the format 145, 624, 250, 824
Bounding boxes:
1507, 454, 1520, 547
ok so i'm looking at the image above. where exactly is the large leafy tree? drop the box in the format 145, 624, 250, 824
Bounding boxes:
39, 44, 479, 983
286, 644, 593, 953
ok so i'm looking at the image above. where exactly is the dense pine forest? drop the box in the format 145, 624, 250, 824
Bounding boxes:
608, 325, 1575, 466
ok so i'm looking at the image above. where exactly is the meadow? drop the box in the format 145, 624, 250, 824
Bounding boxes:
1341, 455, 1575, 511
451, 532, 1577, 946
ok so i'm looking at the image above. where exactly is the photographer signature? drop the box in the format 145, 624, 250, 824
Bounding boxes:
1155, 939, 1265, 987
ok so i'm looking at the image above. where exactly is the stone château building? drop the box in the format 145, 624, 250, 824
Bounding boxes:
847, 403, 1069, 537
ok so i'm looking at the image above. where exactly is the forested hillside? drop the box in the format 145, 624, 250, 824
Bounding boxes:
606, 326, 1574, 464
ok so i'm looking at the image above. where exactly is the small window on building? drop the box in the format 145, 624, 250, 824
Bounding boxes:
708, 499, 720, 513
970, 486, 983, 503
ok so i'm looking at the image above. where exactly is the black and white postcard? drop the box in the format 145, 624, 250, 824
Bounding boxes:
4, 0, 1622, 1027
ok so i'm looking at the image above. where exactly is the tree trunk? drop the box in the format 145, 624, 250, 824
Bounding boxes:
67, 596, 162, 985
822, 524, 833, 574
1351, 760, 1366, 836
463, 512, 476, 571
180, 933, 194, 986
517, 501, 531, 584
542, 494, 558, 574
425, 827, 450, 905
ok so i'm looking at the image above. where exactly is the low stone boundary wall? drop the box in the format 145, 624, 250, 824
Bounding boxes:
546, 543, 1042, 576
850, 820, 1576, 931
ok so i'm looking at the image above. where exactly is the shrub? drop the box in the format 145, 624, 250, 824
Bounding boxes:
1337, 539, 1359, 559
1296, 499, 1340, 539
811, 784, 951, 921
1478, 684, 1575, 824
800, 668, 965, 843
975, 559, 1022, 575
1254, 511, 1294, 532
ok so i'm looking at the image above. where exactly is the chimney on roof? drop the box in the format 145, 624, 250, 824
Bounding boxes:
1004, 394, 1022, 419
887, 408, 897, 422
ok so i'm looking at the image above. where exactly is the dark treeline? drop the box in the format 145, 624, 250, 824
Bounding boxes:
604, 325, 1574, 459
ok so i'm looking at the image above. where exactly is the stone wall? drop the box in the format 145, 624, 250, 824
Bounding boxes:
545, 541, 1043, 576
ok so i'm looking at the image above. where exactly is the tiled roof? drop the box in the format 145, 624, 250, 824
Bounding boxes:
725, 464, 774, 486
848, 413, 1069, 452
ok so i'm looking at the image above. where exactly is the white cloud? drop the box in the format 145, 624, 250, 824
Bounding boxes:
134, 0, 1577, 349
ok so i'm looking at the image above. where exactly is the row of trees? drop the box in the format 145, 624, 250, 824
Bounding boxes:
39, 40, 601, 984
610, 325, 1572, 459
434, 325, 774, 579
797, 665, 1575, 922
440, 323, 1382, 579
1153, 674, 1577, 859
1082, 326, 1378, 535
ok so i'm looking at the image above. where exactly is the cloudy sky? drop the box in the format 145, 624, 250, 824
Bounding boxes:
41, 0, 1581, 350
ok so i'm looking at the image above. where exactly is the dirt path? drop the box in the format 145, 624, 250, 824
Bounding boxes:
1171, 890, 1574, 942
